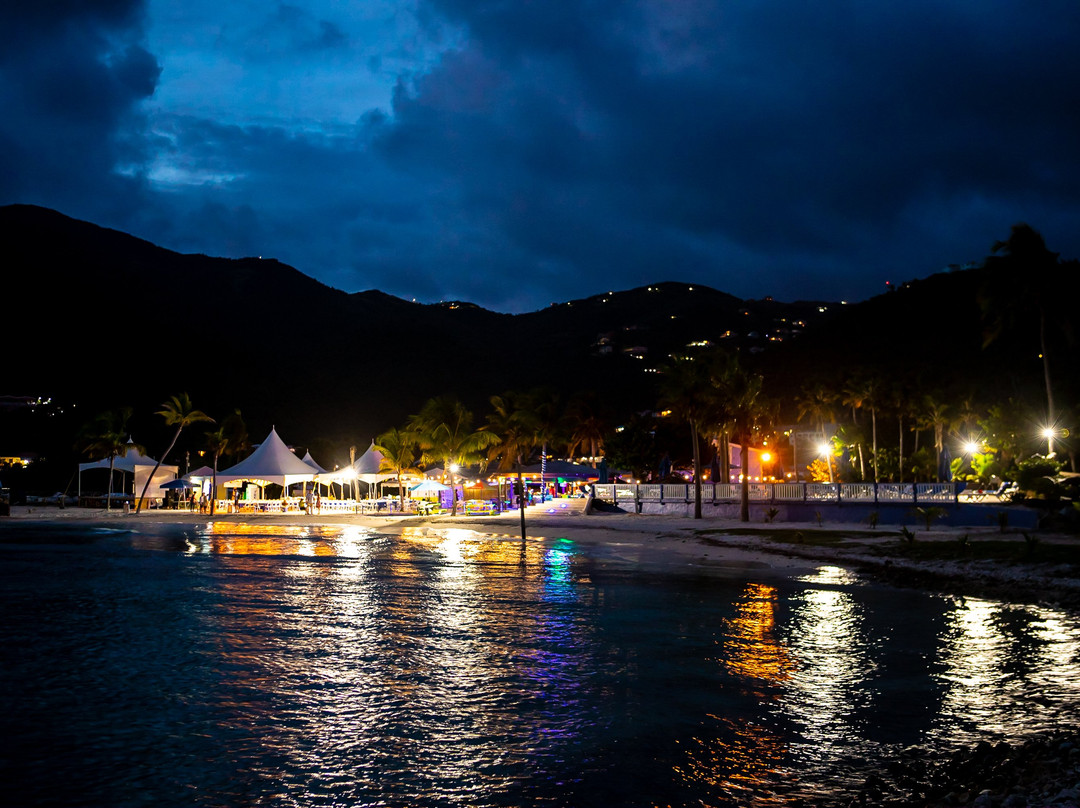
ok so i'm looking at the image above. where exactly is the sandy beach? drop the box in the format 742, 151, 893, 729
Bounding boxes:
7, 498, 1079, 607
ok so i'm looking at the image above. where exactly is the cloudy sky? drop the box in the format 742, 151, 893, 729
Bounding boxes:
2, 1, 1078, 312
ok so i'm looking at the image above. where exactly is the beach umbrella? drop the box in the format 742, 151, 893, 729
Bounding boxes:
410, 480, 450, 495
161, 478, 196, 490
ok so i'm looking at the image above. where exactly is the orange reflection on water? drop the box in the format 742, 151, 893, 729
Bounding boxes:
675, 717, 789, 807
186, 522, 376, 557
399, 526, 549, 569
676, 583, 794, 805
722, 583, 794, 686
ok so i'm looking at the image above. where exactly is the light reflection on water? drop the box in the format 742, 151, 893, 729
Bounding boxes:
1, 523, 1079, 807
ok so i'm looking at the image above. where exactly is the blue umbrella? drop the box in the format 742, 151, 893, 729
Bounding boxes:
161, 478, 196, 490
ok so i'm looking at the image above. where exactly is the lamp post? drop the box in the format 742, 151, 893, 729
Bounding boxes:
1042, 427, 1055, 456
818, 443, 833, 483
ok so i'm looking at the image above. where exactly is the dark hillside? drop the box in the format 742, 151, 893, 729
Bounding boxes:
3, 204, 1074, 487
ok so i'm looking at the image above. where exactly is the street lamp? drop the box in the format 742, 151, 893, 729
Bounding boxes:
1042, 427, 1055, 456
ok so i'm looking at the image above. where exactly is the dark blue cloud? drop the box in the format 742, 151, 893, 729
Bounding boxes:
0, 1, 158, 210
2, 0, 1079, 311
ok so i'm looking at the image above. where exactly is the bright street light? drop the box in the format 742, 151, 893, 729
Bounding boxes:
964, 441, 980, 455
1042, 427, 1056, 456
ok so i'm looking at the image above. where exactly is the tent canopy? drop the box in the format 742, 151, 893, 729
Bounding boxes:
354, 441, 391, 483
301, 451, 327, 474
216, 428, 317, 488
77, 441, 178, 501
78, 442, 175, 475
318, 441, 392, 484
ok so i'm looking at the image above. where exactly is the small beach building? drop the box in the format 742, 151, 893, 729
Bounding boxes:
77, 441, 178, 504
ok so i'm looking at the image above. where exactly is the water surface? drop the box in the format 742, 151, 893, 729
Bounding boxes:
1, 521, 1078, 807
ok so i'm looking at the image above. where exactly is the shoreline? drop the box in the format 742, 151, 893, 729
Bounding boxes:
5, 501, 1079, 607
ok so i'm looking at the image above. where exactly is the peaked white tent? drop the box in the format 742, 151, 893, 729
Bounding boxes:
216, 428, 317, 488
301, 451, 327, 474
77, 441, 178, 502
353, 442, 391, 484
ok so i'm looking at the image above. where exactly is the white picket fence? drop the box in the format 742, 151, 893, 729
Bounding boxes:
592, 482, 957, 504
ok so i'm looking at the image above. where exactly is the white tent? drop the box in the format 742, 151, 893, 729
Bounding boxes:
301, 451, 327, 474
216, 428, 317, 489
353, 441, 392, 484
77, 441, 178, 502
317, 442, 391, 485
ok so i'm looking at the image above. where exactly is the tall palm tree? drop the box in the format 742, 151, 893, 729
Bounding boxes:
564, 392, 608, 468
78, 408, 138, 512
484, 392, 539, 538
890, 382, 916, 483
717, 359, 766, 522
374, 426, 421, 512
919, 396, 951, 482
981, 223, 1062, 430
528, 388, 563, 502
408, 395, 498, 516
203, 410, 247, 516
841, 382, 869, 479
660, 355, 722, 519
847, 375, 882, 482
796, 383, 837, 483
136, 393, 214, 513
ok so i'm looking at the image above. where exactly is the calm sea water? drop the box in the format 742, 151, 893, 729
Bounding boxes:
1, 521, 1078, 807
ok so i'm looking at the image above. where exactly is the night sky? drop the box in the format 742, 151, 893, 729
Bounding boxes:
2, 1, 1078, 312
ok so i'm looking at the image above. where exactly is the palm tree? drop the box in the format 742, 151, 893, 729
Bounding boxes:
408, 396, 498, 516
203, 427, 229, 516
890, 382, 917, 483
919, 396, 951, 482
484, 392, 540, 538
135, 393, 214, 513
78, 408, 138, 511
981, 223, 1062, 430
659, 355, 722, 519
841, 382, 869, 479
847, 375, 882, 482
203, 410, 247, 516
528, 388, 563, 502
374, 426, 421, 512
717, 359, 766, 522
796, 383, 837, 483
565, 393, 609, 468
